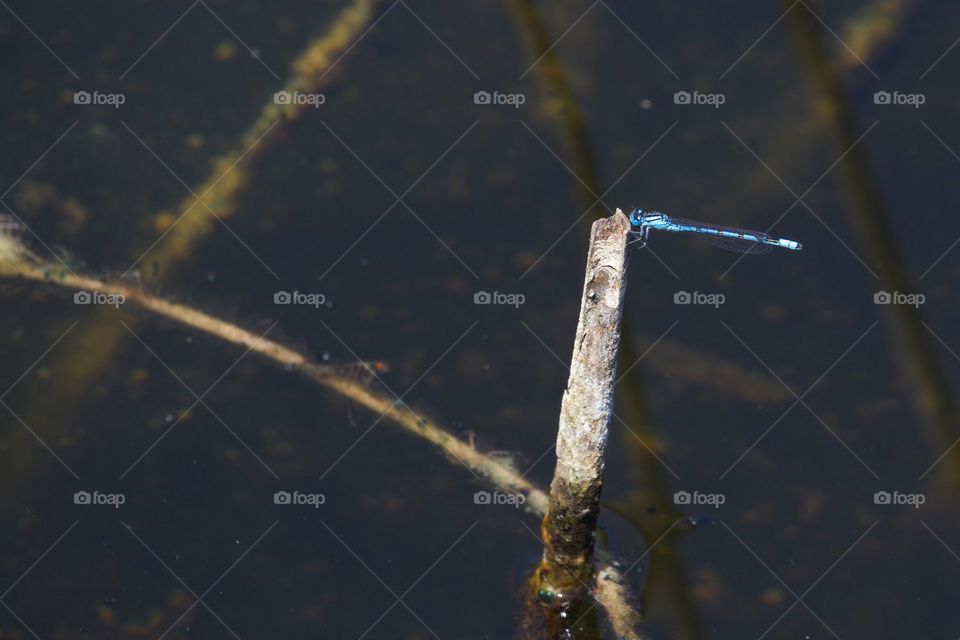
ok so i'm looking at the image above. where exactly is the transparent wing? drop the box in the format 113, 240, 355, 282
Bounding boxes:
699, 234, 773, 254
668, 217, 774, 254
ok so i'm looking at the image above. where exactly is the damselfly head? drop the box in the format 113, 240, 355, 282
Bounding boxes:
629, 209, 666, 226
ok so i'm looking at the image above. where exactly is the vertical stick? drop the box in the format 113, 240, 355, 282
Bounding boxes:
540, 209, 631, 596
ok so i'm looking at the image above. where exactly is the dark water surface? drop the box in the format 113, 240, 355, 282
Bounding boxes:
2, 1, 959, 638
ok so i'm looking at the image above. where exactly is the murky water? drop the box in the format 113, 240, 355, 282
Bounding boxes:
2, 1, 959, 638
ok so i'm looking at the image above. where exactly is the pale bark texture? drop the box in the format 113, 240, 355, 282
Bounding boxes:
540, 209, 630, 593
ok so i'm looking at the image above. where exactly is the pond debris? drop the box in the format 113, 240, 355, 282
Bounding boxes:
838, 0, 912, 71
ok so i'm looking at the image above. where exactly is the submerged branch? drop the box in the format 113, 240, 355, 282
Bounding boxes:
0, 234, 547, 513
145, 0, 382, 278
788, 0, 960, 484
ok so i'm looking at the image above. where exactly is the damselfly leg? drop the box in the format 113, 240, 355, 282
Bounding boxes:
627, 223, 650, 248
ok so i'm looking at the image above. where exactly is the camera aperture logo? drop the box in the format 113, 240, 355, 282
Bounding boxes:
73, 90, 125, 108
273, 91, 325, 108
274, 490, 326, 508
74, 290, 125, 308
473, 90, 526, 109
674, 90, 725, 108
874, 290, 924, 308
874, 90, 925, 109
674, 290, 725, 308
674, 490, 725, 509
474, 290, 525, 308
474, 490, 526, 509
274, 290, 327, 308
873, 490, 925, 509
74, 490, 126, 509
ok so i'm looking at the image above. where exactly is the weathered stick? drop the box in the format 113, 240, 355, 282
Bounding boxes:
0, 235, 549, 514
539, 210, 630, 596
